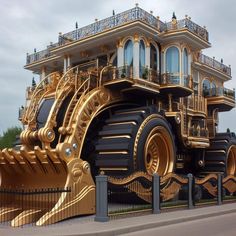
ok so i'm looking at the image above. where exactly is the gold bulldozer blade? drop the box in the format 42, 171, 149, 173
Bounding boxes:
0, 147, 95, 227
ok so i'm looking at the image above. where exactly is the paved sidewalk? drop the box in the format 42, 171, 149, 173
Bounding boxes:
1, 203, 236, 236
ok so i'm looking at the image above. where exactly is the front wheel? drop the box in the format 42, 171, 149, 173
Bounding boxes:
135, 115, 175, 176
94, 106, 175, 177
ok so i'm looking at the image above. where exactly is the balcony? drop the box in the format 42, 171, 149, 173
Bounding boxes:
203, 87, 235, 111
188, 127, 208, 138
160, 73, 193, 97
101, 66, 160, 96
26, 7, 166, 65
25, 7, 209, 66
165, 18, 209, 42
196, 54, 231, 78
188, 95, 207, 116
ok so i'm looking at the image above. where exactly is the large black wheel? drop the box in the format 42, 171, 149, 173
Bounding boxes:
204, 132, 236, 175
94, 106, 175, 176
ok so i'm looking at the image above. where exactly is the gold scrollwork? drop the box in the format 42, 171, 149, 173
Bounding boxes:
108, 171, 152, 185
223, 175, 236, 194
161, 180, 182, 202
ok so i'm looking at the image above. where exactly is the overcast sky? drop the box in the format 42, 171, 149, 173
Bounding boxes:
0, 0, 235, 134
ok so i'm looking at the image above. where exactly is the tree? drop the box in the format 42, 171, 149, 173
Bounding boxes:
0, 126, 22, 149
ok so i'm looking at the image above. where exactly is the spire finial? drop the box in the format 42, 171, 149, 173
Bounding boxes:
32, 77, 36, 87
172, 12, 177, 20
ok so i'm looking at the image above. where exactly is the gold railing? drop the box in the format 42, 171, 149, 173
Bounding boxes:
140, 67, 159, 83
161, 73, 193, 89
188, 95, 207, 114
56, 60, 98, 98
60, 72, 98, 133
203, 87, 235, 100
198, 54, 231, 76
100, 66, 160, 86
188, 127, 208, 138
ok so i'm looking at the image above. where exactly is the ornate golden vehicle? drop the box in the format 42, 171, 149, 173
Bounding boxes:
0, 5, 235, 226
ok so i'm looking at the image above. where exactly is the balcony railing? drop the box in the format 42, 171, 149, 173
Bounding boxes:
165, 18, 208, 41
26, 7, 166, 65
161, 73, 192, 89
203, 87, 235, 100
101, 66, 160, 85
140, 67, 159, 83
26, 7, 209, 65
198, 54, 231, 76
188, 95, 207, 114
188, 127, 208, 138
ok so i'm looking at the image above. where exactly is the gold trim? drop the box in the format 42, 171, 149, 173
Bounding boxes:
108, 121, 137, 126
133, 114, 162, 169
98, 151, 128, 155
102, 135, 131, 139
100, 167, 128, 171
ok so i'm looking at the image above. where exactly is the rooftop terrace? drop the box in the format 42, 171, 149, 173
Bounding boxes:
26, 6, 209, 65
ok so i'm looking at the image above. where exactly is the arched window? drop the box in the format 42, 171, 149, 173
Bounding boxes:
166, 46, 180, 74
139, 40, 145, 77
211, 82, 217, 96
202, 79, 211, 96
183, 48, 188, 76
150, 43, 158, 71
124, 40, 133, 66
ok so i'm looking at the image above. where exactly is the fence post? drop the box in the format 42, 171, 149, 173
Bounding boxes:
187, 173, 194, 209
153, 174, 160, 214
94, 174, 109, 222
217, 173, 222, 205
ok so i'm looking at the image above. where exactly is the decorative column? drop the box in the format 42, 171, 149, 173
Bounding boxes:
41, 66, 46, 81
133, 33, 139, 79
161, 50, 165, 74
168, 94, 172, 112
180, 48, 183, 85
117, 39, 124, 68
67, 55, 71, 69
145, 41, 150, 68
188, 116, 192, 136
188, 53, 192, 76
63, 55, 67, 74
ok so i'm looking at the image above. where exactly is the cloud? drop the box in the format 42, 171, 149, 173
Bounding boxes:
0, 0, 235, 134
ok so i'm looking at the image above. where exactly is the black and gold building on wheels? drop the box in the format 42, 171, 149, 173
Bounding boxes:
0, 5, 235, 226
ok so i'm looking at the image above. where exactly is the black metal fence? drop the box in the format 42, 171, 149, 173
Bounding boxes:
0, 187, 71, 227
95, 172, 228, 222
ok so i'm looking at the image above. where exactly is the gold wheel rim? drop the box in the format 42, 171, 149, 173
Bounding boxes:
227, 145, 236, 175
144, 126, 174, 176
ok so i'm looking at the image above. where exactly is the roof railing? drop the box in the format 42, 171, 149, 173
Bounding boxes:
26, 7, 209, 65
198, 53, 231, 76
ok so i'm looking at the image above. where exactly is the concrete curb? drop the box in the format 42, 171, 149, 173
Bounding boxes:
66, 206, 236, 236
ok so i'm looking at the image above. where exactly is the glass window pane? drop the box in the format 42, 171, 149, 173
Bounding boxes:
166, 46, 179, 74
124, 40, 133, 66
150, 44, 158, 71
202, 79, 211, 96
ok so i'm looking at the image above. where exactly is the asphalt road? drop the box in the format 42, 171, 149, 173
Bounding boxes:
122, 212, 236, 236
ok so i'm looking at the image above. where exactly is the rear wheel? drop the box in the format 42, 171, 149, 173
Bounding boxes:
227, 145, 236, 175
94, 106, 175, 177
135, 116, 175, 176
204, 132, 236, 176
